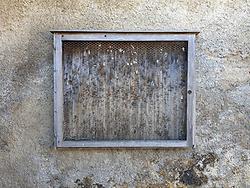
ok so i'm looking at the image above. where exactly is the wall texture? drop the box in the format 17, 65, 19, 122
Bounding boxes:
0, 0, 249, 187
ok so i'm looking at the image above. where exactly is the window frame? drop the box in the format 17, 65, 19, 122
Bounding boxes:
51, 30, 198, 148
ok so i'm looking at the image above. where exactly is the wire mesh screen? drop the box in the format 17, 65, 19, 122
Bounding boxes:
62, 41, 188, 141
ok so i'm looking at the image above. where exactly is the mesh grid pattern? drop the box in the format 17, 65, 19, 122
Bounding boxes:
63, 41, 187, 56
62, 41, 188, 141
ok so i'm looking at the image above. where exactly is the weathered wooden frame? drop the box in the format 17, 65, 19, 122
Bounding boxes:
51, 30, 198, 148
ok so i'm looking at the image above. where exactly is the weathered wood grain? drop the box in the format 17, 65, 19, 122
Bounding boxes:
62, 41, 187, 141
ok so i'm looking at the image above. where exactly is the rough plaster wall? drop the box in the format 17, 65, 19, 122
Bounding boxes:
0, 0, 249, 187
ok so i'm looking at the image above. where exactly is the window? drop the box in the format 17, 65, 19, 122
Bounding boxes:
52, 31, 198, 148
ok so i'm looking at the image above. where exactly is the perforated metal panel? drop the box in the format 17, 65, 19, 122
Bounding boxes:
62, 41, 188, 141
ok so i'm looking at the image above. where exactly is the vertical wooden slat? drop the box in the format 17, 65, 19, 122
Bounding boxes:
187, 35, 196, 147
54, 34, 63, 147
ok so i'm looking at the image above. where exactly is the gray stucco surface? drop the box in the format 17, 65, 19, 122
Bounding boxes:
0, 0, 249, 187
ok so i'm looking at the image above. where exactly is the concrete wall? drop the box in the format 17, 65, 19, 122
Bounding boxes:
0, 0, 249, 187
